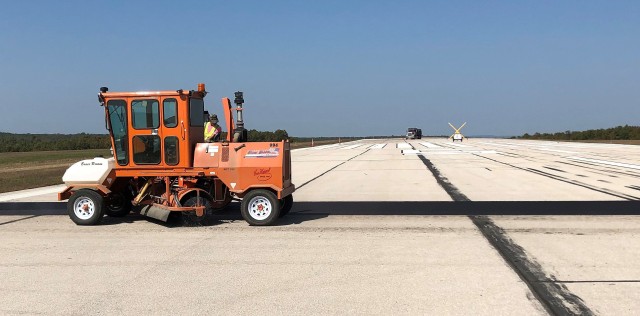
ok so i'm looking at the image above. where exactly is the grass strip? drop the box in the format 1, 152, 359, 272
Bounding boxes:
0, 166, 68, 193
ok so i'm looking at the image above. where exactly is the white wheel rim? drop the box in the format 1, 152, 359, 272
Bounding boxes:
74, 197, 95, 220
248, 196, 272, 220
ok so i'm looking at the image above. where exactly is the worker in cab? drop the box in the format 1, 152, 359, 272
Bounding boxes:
204, 114, 222, 142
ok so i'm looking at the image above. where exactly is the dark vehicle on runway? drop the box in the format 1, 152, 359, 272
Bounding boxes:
405, 128, 422, 139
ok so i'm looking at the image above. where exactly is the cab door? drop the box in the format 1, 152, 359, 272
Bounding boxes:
160, 96, 182, 167
129, 97, 162, 166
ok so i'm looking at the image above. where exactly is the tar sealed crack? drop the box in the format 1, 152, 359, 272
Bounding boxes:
417, 154, 595, 316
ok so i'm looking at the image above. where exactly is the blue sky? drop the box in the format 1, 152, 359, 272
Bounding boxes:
0, 0, 638, 137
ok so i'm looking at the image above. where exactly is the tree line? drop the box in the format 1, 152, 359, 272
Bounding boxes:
516, 125, 640, 141
0, 133, 112, 152
0, 130, 294, 153
246, 129, 289, 142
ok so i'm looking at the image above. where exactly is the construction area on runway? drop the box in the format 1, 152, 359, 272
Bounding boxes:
1, 138, 640, 315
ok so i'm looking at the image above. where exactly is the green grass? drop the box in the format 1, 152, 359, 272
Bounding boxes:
0, 166, 70, 194
0, 149, 111, 194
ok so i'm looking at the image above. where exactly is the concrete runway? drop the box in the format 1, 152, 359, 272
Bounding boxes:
1, 138, 640, 315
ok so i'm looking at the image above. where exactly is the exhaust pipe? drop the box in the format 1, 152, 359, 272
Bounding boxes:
233, 91, 247, 142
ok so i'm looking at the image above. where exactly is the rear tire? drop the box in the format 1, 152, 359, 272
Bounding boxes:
279, 195, 293, 218
105, 192, 132, 217
68, 189, 104, 226
241, 190, 280, 226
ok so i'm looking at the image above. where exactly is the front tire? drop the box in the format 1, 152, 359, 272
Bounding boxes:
68, 189, 104, 226
241, 190, 280, 226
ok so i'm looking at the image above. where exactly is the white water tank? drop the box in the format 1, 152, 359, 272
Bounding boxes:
62, 157, 115, 186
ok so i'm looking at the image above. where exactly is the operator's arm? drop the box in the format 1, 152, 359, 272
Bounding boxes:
212, 125, 221, 141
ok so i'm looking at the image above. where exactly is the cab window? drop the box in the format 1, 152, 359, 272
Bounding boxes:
189, 98, 204, 127
132, 135, 161, 164
132, 99, 159, 129
164, 136, 179, 165
163, 99, 178, 128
